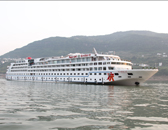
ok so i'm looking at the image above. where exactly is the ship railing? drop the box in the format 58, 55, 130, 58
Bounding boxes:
121, 59, 131, 62
142, 67, 158, 69
133, 66, 158, 70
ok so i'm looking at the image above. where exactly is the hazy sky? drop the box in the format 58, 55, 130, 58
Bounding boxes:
0, 1, 168, 56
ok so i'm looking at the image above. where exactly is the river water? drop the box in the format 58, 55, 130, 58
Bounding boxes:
0, 78, 168, 130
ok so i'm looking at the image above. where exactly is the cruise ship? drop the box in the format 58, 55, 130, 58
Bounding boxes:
6, 48, 158, 86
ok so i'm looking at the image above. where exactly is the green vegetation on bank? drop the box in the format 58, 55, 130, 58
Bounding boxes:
0, 60, 14, 74
1, 31, 168, 59
155, 67, 168, 76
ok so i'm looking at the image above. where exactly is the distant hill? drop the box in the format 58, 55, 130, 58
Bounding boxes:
1, 31, 168, 59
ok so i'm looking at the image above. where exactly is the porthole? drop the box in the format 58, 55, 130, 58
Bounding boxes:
128, 73, 133, 75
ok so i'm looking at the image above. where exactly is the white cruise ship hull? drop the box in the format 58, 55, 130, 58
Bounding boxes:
105, 69, 158, 85
6, 69, 158, 86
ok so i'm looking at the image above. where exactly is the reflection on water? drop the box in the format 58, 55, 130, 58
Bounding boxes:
0, 79, 168, 130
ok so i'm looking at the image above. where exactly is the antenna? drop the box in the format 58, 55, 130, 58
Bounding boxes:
93, 48, 98, 55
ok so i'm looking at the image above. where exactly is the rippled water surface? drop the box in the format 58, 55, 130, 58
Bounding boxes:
0, 79, 168, 130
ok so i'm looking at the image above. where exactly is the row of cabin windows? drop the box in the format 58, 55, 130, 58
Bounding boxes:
9, 72, 106, 76
13, 75, 142, 79
9, 73, 89, 76
11, 70, 27, 72
11, 76, 142, 81
35, 59, 102, 65
12, 61, 131, 68
35, 62, 131, 67
90, 73, 107, 75
12, 67, 108, 71
28, 67, 109, 72
13, 63, 27, 66
11, 67, 127, 73
48, 57, 91, 64
15, 56, 121, 66
13, 77, 106, 81
8, 72, 134, 77
35, 73, 107, 76
39, 73, 89, 76
10, 67, 115, 73
11, 67, 27, 69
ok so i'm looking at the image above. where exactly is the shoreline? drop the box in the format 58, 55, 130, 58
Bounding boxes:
148, 75, 168, 81
0, 74, 5, 78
